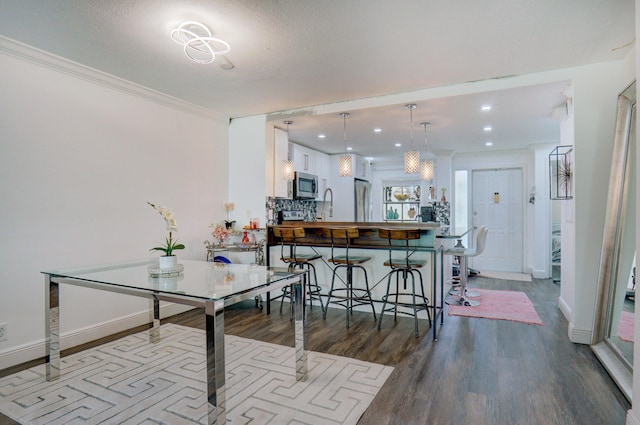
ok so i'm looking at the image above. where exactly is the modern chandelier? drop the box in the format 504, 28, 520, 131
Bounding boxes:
404, 104, 420, 174
281, 120, 295, 181
420, 122, 434, 181
170, 21, 230, 64
339, 112, 353, 177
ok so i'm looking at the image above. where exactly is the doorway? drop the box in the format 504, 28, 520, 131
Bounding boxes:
470, 168, 524, 272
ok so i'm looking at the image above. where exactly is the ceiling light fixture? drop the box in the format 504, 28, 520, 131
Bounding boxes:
170, 21, 230, 64
481, 105, 492, 111
374, 128, 382, 133
483, 125, 492, 131
281, 120, 295, 181
420, 122, 434, 181
318, 134, 326, 139
485, 141, 493, 146
339, 113, 353, 177
404, 104, 419, 174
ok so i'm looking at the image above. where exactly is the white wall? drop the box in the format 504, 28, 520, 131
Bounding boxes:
228, 115, 268, 229
0, 41, 227, 368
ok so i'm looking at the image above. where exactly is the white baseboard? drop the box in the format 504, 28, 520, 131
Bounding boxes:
567, 322, 592, 344
558, 295, 572, 322
627, 409, 640, 425
0, 303, 193, 370
530, 268, 548, 279
559, 296, 592, 344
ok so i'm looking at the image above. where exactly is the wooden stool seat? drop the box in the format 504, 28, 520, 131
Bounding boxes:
281, 253, 322, 263
383, 259, 426, 268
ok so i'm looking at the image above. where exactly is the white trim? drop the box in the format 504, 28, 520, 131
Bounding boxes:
530, 268, 548, 279
0, 35, 223, 120
627, 409, 640, 425
0, 303, 193, 370
558, 295, 572, 322
568, 322, 592, 344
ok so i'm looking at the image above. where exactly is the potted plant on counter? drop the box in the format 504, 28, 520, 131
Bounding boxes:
147, 201, 185, 269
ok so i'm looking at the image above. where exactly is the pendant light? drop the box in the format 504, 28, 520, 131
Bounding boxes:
339, 112, 353, 177
404, 104, 420, 174
281, 120, 295, 181
420, 122, 434, 181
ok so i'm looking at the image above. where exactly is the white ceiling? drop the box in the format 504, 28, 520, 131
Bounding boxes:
0, 0, 634, 165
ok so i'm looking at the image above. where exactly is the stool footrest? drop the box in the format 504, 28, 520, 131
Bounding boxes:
381, 293, 430, 310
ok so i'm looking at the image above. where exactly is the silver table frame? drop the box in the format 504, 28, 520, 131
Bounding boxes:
43, 260, 307, 424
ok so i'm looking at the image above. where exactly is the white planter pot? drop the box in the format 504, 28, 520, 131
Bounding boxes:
159, 255, 177, 270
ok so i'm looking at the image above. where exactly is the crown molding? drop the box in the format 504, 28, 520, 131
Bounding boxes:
0, 35, 225, 120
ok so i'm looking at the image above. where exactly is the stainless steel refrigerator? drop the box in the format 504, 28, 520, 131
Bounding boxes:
354, 178, 372, 222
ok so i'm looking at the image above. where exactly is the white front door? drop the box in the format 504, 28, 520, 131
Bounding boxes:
471, 168, 524, 272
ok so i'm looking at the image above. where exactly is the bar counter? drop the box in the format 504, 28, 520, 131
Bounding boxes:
265, 221, 441, 250
265, 221, 444, 340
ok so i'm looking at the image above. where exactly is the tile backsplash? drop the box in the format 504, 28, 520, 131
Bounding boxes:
265, 197, 318, 224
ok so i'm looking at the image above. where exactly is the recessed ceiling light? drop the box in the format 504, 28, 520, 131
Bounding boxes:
481, 105, 492, 111
347, 147, 353, 151
483, 126, 492, 132
485, 141, 493, 146
395, 143, 402, 147
374, 128, 382, 133
318, 134, 326, 139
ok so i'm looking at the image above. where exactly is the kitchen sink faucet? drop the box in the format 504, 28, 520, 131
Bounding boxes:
319, 187, 333, 221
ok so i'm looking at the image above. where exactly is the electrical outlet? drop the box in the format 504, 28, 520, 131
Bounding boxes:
0, 323, 6, 342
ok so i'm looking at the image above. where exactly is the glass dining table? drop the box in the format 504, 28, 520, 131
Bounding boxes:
42, 259, 306, 425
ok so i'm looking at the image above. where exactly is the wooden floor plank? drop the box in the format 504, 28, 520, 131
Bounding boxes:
0, 276, 630, 425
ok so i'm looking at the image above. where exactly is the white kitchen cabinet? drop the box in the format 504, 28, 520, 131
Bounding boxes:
272, 127, 291, 198
355, 155, 370, 180
292, 143, 318, 174
290, 143, 333, 200
317, 152, 332, 199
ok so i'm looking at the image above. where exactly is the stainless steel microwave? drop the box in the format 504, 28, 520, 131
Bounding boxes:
293, 172, 318, 199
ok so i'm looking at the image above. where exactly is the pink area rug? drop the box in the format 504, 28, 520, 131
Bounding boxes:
448, 288, 543, 325
617, 310, 634, 342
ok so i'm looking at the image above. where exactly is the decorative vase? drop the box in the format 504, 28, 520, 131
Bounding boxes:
408, 207, 417, 219
159, 255, 177, 270
225, 220, 235, 230
242, 231, 250, 246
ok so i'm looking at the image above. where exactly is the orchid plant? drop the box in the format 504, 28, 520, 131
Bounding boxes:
210, 223, 234, 247
224, 202, 235, 228
148, 201, 185, 256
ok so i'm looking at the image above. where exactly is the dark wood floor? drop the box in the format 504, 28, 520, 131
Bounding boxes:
0, 276, 630, 424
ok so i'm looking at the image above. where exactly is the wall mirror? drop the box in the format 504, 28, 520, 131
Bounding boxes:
592, 80, 636, 402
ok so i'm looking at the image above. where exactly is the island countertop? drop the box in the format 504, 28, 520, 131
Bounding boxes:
266, 221, 440, 250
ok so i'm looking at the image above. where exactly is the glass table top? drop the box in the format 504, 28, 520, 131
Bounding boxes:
42, 259, 299, 301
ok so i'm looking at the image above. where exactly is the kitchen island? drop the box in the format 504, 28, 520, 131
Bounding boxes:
265, 221, 444, 340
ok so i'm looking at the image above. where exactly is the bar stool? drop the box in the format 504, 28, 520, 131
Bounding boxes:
377, 228, 432, 338
272, 226, 324, 315
445, 225, 489, 307
322, 227, 377, 328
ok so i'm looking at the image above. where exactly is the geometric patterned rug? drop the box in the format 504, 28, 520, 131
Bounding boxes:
448, 288, 544, 326
0, 324, 393, 424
